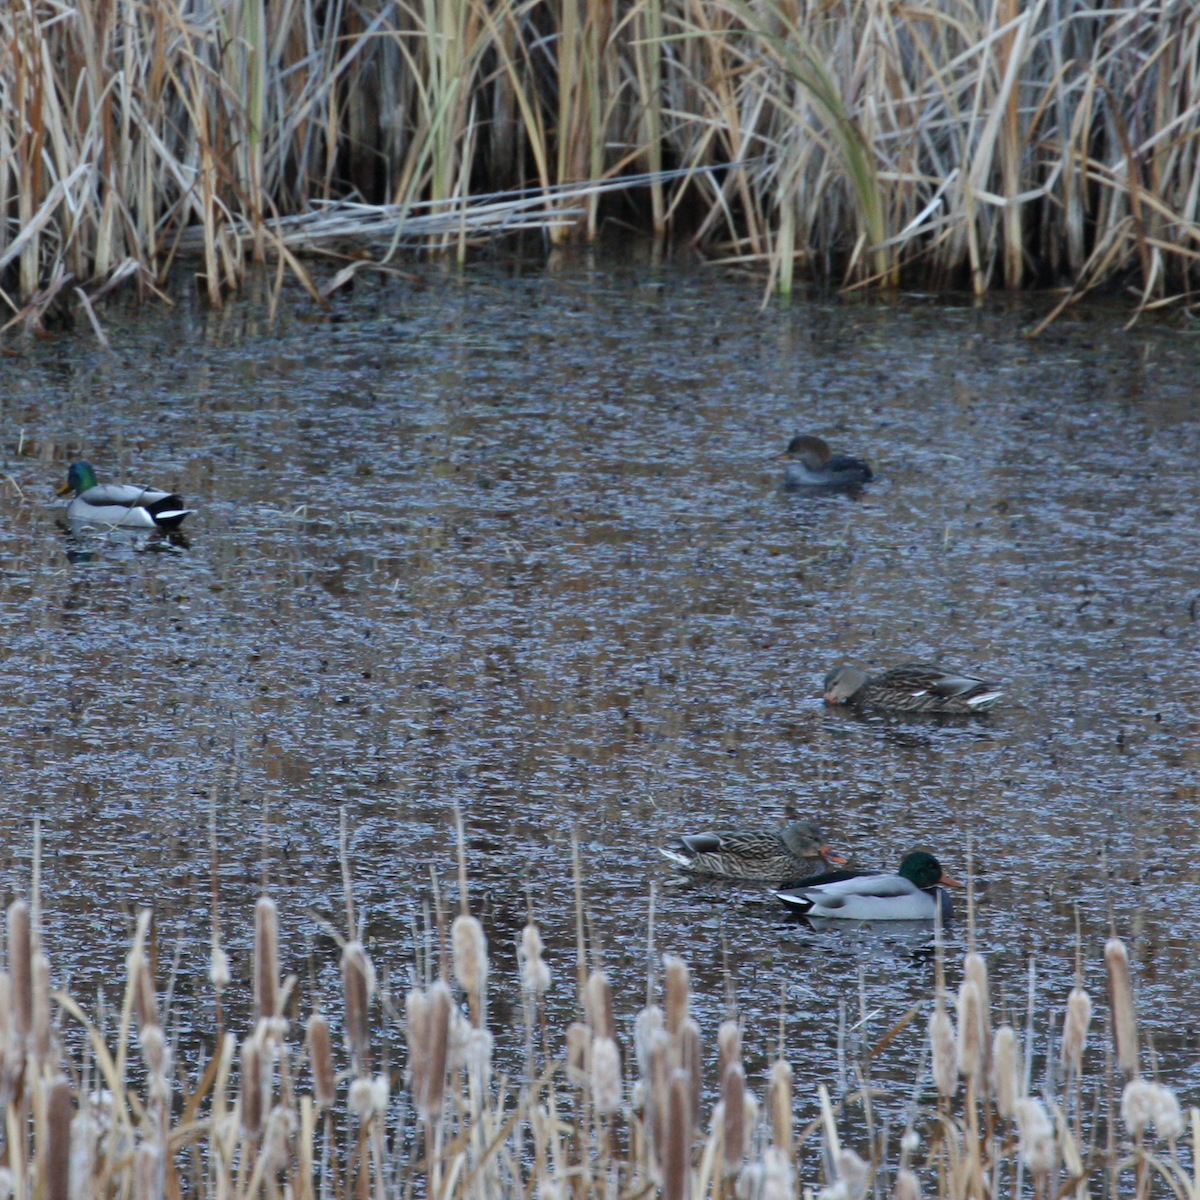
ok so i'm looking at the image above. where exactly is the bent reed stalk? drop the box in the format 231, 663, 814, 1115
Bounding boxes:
1, 0, 1199, 320
0, 824, 1194, 1200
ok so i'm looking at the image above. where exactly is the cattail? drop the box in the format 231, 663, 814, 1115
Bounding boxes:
32, 953, 50, 1064
1105, 937, 1138, 1075
928, 993, 957, 1098
452, 914, 488, 1000
209, 941, 230, 992
349, 1077, 376, 1120
132, 1143, 161, 1200
1061, 986, 1092, 1077
835, 1149, 870, 1196
769, 1059, 793, 1151
8, 900, 31, 1039
140, 1024, 166, 1081
45, 1075, 72, 1200
991, 1025, 1020, 1118
1014, 1097, 1056, 1174
646, 1027, 672, 1164
892, 1168, 922, 1200
446, 999, 472, 1072
676, 1017, 702, 1129
586, 970, 614, 1040
240, 1033, 267, 1138
341, 940, 374, 1068
663, 955, 690, 1035
721, 1061, 745, 1172
69, 1106, 99, 1200
566, 1021, 591, 1086
761, 1146, 796, 1200
254, 896, 279, 1023
955, 978, 984, 1084
963, 952, 991, 1056
263, 1104, 298, 1166
128, 949, 159, 1031
467, 1026, 493, 1093
663, 1069, 692, 1200
591, 1036, 622, 1114
307, 1014, 335, 1109
717, 1020, 741, 1080
415, 981, 451, 1119
635, 1005, 664, 1075
1121, 1079, 1175, 1138
521, 923, 551, 995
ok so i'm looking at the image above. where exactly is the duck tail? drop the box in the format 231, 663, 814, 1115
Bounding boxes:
965, 689, 1004, 711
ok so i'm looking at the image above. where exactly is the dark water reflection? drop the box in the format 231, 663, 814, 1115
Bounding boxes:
2, 258, 1200, 1124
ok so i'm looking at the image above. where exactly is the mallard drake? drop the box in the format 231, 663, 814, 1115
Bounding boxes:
823, 663, 1003, 714
660, 809, 846, 885
57, 461, 193, 530
773, 851, 960, 921
780, 435, 872, 489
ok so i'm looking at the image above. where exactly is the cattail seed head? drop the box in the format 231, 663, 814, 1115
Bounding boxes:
132, 1144, 161, 1200
586, 971, 614, 1040
591, 1036, 622, 1114
1151, 1084, 1184, 1141
1104, 938, 1139, 1075
634, 1005, 664, 1075
140, 1024, 166, 1078
263, 1105, 297, 1167
566, 1021, 591, 1086
955, 978, 984, 1083
928, 996, 957, 1098
676, 1017, 702, 1130
721, 1062, 745, 1172
963, 952, 991, 1062
663, 955, 690, 1036
769, 1059, 793, 1151
414, 981, 451, 1120
341, 940, 374, 1069
209, 942, 230, 992
760, 1146, 796, 1200
663, 1069, 691, 1200
467, 1026, 493, 1092
646, 1027, 672, 1165
127, 949, 159, 1031
7, 901, 31, 1040
46, 1075, 72, 1200
69, 1107, 99, 1200
1120, 1079, 1182, 1139
521, 923, 551, 996
892, 1168, 921, 1200
991, 1025, 1020, 1118
1061, 987, 1092, 1077
349, 1076, 375, 1119
834, 1149, 870, 1197
717, 1020, 742, 1080
253, 896, 279, 1023
452, 914, 488, 998
32, 953, 51, 1064
1014, 1097, 1056, 1174
307, 1014, 335, 1109
240, 1034, 267, 1138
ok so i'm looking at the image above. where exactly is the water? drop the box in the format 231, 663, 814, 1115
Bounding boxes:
2, 257, 1199, 1122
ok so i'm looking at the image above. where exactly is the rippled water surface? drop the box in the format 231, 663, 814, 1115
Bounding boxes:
2, 258, 1200, 1113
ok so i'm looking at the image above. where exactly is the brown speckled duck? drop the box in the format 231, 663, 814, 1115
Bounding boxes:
823, 663, 1004, 714
660, 808, 845, 884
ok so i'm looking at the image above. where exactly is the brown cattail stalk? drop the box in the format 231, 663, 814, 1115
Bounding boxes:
341, 940, 374, 1070
240, 1033, 266, 1138
46, 1075, 72, 1200
415, 980, 450, 1120
8, 899, 31, 1040
676, 1017, 702, 1130
307, 1014, 335, 1109
721, 1061, 745, 1173
664, 1069, 692, 1200
254, 895, 279, 1024
646, 1026, 672, 1166
769, 1058, 793, 1152
1105, 937, 1139, 1075
663, 954, 689, 1036
586, 970, 613, 1040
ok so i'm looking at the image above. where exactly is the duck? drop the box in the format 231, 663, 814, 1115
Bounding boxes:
780, 435, 872, 489
823, 663, 1003, 714
660, 808, 846, 885
773, 851, 960, 921
57, 461, 194, 530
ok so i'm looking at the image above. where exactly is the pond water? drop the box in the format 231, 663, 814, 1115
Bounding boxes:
2, 254, 1199, 1127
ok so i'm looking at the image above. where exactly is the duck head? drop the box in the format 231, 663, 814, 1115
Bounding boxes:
823, 666, 867, 704
780, 809, 846, 863
782, 435, 832, 471
57, 461, 97, 497
897, 851, 961, 891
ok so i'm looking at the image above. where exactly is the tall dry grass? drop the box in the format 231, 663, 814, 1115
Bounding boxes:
1, 818, 1196, 1200
2, 0, 1198, 320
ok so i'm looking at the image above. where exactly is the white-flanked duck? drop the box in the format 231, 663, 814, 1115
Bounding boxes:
57, 461, 194, 530
773, 851, 960, 921
781, 435, 872, 489
660, 808, 845, 885
823, 663, 1004, 714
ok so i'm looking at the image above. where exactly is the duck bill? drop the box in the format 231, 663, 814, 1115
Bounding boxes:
56, 481, 72, 496
821, 846, 847, 864
823, 691, 845, 705
940, 874, 965, 887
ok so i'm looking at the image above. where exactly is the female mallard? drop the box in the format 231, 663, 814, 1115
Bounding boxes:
773, 850, 960, 921
57, 461, 193, 530
781, 435, 872, 489
660, 809, 845, 885
823, 663, 1003, 714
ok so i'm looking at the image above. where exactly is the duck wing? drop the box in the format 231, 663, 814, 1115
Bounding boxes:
678, 830, 779, 856
773, 872, 924, 917
879, 664, 1003, 711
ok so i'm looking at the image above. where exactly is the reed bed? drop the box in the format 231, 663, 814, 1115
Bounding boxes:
1, 0, 1199, 322
0, 819, 1195, 1200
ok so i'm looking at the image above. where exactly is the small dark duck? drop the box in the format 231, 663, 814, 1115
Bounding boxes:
781, 435, 872, 489
660, 809, 845, 885
773, 850, 960, 921
58, 461, 194, 530
823, 663, 1004, 714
